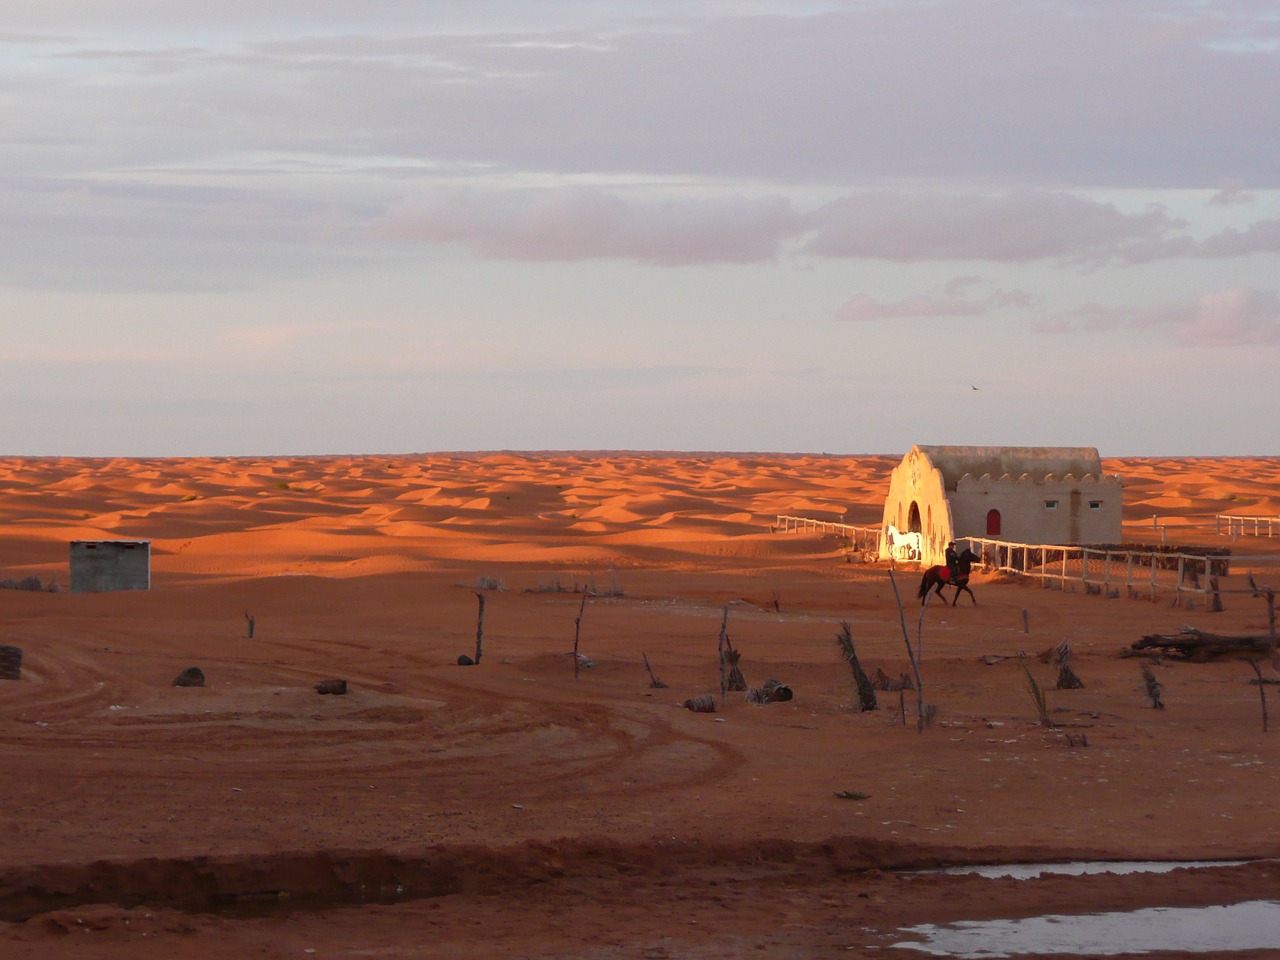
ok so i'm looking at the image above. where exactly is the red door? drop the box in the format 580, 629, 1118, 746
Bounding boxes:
986, 509, 1002, 536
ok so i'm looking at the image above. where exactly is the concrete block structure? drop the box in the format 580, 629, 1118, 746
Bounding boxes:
881, 446, 1123, 565
69, 540, 151, 594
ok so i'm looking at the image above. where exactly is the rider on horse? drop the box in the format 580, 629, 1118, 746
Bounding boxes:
945, 541, 959, 583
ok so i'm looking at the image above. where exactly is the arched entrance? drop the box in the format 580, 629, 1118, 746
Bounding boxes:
908, 501, 922, 533
986, 509, 1002, 536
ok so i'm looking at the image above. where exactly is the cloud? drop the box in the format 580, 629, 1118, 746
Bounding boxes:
1132, 288, 1280, 345
1209, 180, 1256, 206
377, 186, 798, 264
837, 278, 1035, 322
1034, 303, 1127, 334
1198, 217, 1280, 257
377, 185, 1241, 267
1042, 289, 1280, 345
10, 3, 1280, 190
805, 190, 1180, 262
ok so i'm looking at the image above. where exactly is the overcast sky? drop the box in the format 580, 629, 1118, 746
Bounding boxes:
4, 1, 1279, 456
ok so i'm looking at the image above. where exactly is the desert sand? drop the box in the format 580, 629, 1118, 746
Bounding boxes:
1, 452, 1279, 959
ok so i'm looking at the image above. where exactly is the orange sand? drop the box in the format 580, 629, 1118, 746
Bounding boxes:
1, 452, 1279, 958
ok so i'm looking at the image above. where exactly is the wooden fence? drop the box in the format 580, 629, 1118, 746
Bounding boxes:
961, 536, 1280, 610
774, 514, 1280, 607
1217, 514, 1280, 538
774, 515, 881, 553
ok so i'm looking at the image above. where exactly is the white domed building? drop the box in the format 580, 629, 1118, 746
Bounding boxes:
880, 445, 1123, 565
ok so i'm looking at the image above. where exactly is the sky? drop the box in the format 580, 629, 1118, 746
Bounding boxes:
4, 0, 1280, 457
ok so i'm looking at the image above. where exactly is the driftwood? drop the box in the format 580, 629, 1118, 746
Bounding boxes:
717, 606, 729, 704
722, 637, 747, 692
1039, 639, 1071, 664
834, 621, 877, 711
684, 695, 716, 713
746, 678, 794, 704
0, 645, 22, 681
871, 667, 914, 691
642, 652, 667, 688
1246, 661, 1270, 732
173, 666, 205, 687
1057, 663, 1085, 689
1141, 665, 1165, 709
473, 592, 486, 665
1128, 629, 1278, 661
1048, 640, 1084, 689
573, 593, 588, 680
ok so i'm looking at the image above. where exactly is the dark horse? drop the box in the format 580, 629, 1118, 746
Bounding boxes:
917, 548, 980, 606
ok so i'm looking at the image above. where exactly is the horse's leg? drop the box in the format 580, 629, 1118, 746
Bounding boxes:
956, 583, 976, 606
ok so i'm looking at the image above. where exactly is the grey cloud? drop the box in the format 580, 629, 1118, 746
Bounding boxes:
1043, 289, 1280, 345
378, 184, 1280, 267
10, 3, 1280, 188
1037, 303, 1128, 334
0, 174, 380, 292
804, 191, 1179, 262
1209, 180, 1256, 206
836, 279, 1036, 322
1199, 218, 1280, 257
1132, 289, 1280, 345
377, 187, 798, 264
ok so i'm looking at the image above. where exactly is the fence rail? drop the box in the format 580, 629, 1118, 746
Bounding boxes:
962, 536, 1278, 610
774, 515, 881, 553
772, 513, 1279, 610
1217, 514, 1280, 538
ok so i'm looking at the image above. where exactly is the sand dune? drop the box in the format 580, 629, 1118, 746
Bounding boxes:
1, 452, 1279, 958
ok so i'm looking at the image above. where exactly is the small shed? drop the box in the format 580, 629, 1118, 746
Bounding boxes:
880, 445, 1122, 565
70, 540, 151, 594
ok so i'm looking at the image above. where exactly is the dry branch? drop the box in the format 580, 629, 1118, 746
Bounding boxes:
642, 652, 667, 689
834, 621, 877, 712
1128, 629, 1278, 661
573, 593, 588, 680
474, 592, 486, 665
1141, 665, 1165, 710
717, 606, 729, 704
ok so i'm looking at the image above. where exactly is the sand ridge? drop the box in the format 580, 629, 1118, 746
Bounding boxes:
1, 452, 1279, 958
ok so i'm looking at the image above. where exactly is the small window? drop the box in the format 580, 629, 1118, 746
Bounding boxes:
1044, 500, 1058, 509
1089, 500, 1102, 510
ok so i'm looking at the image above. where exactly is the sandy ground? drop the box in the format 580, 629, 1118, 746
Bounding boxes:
1, 452, 1279, 959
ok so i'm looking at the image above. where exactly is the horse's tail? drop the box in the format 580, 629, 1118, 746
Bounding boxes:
916, 571, 929, 600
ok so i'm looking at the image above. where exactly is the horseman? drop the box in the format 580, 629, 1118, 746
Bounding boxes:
945, 541, 959, 583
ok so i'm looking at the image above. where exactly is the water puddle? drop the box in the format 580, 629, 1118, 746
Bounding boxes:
894, 899, 1280, 957
931, 859, 1248, 880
